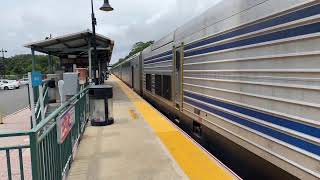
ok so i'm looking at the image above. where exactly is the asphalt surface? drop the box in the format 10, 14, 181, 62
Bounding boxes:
0, 86, 29, 115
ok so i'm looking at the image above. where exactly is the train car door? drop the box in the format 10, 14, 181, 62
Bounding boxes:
139, 54, 143, 95
120, 65, 122, 79
131, 66, 134, 88
174, 44, 184, 110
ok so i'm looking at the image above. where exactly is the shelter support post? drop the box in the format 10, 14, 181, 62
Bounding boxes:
88, 47, 108, 84
31, 48, 36, 72
88, 47, 94, 83
48, 54, 54, 74
47, 54, 51, 74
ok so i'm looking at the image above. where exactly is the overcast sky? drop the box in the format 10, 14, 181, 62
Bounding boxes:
0, 0, 221, 64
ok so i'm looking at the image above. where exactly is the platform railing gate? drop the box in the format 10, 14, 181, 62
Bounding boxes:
0, 87, 89, 180
0, 132, 31, 180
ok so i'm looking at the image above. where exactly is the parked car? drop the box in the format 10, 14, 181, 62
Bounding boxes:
19, 78, 29, 85
0, 80, 20, 90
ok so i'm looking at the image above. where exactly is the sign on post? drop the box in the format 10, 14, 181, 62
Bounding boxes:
57, 106, 75, 144
31, 71, 43, 87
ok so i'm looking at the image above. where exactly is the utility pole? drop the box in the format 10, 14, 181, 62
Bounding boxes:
0, 49, 7, 79
0, 49, 6, 124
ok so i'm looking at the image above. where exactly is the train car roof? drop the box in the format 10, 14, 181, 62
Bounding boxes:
147, 0, 270, 48
151, 32, 174, 51
112, 51, 141, 69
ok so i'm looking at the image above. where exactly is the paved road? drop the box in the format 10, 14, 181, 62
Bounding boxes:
0, 86, 29, 115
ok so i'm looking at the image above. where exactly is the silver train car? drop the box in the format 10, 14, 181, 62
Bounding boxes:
112, 0, 320, 179
112, 52, 143, 94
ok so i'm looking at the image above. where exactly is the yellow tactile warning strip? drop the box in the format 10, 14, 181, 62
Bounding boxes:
114, 76, 238, 180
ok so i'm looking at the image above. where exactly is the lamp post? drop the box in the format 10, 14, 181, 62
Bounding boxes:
1, 49, 7, 79
90, 0, 113, 84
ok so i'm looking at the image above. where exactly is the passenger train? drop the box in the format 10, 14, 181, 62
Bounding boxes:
112, 0, 320, 179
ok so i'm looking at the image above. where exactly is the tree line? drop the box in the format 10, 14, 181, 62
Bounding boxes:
1, 54, 58, 78
112, 41, 154, 67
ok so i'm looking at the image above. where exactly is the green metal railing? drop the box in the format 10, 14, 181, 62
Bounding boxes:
0, 131, 30, 180
0, 87, 89, 180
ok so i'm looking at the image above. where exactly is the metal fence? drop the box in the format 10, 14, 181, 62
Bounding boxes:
0, 75, 26, 80
0, 87, 89, 180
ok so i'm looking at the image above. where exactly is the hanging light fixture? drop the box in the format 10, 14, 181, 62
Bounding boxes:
100, 0, 114, 12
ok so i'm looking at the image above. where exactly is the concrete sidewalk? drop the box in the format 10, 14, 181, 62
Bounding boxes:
0, 107, 31, 148
0, 107, 31, 131
68, 78, 187, 180
0, 108, 32, 180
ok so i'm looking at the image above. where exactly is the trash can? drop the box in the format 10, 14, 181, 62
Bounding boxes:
47, 79, 57, 103
89, 85, 114, 126
47, 74, 62, 103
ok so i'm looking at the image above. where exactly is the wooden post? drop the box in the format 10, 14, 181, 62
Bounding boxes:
0, 112, 3, 124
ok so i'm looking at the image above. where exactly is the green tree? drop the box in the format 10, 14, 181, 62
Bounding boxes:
2, 54, 59, 78
113, 41, 154, 67
125, 41, 154, 59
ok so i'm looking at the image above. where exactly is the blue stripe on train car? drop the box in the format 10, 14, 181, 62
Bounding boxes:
144, 55, 173, 65
144, 4, 320, 64
185, 4, 320, 51
144, 50, 172, 61
184, 91, 319, 138
184, 98, 320, 156
185, 22, 320, 57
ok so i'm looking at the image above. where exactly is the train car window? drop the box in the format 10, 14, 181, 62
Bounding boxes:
162, 75, 171, 101
176, 50, 180, 71
155, 75, 162, 96
194, 108, 200, 115
146, 74, 152, 91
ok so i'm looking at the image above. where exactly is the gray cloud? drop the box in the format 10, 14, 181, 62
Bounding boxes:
0, 0, 221, 64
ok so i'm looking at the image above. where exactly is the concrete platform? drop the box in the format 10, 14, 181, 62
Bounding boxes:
68, 76, 238, 180
68, 79, 186, 180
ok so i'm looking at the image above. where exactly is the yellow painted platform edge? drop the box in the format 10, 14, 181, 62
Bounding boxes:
113, 76, 239, 180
